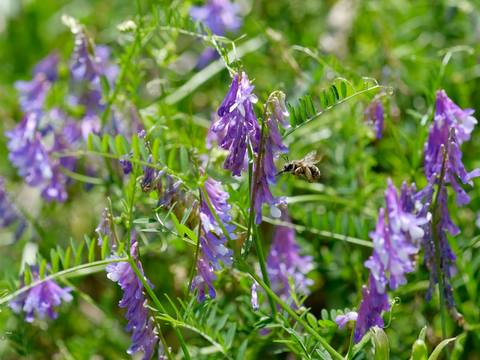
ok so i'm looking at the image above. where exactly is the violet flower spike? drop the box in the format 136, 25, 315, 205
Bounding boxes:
191, 177, 235, 302
364, 99, 384, 139
190, 0, 243, 67
252, 92, 289, 223
355, 179, 428, 342
211, 72, 261, 176
9, 266, 72, 323
354, 275, 390, 343
266, 210, 313, 304
421, 89, 480, 310
424, 90, 480, 204
106, 233, 160, 360
190, 0, 242, 36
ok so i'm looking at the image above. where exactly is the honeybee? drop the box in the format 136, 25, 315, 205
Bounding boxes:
277, 151, 322, 182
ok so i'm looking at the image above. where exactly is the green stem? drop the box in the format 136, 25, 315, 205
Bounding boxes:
241, 261, 344, 360
187, 189, 202, 300
430, 144, 449, 357
0, 258, 128, 306
346, 325, 355, 359
253, 227, 277, 316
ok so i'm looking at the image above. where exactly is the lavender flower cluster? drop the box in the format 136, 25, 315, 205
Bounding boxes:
106, 234, 160, 359
191, 177, 235, 301
5, 24, 119, 203
9, 266, 72, 323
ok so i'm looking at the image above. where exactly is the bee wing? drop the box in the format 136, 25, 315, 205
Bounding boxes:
302, 151, 322, 165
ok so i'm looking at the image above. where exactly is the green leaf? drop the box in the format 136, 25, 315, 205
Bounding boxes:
371, 327, 389, 360
410, 340, 428, 360
63, 246, 71, 269
39, 259, 47, 279
101, 133, 110, 153
236, 339, 248, 360
306, 313, 318, 330
428, 337, 456, 360
51, 249, 60, 273
340, 80, 347, 98
115, 135, 128, 155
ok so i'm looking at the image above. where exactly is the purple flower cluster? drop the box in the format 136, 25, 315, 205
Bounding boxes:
191, 177, 235, 302
252, 92, 289, 224
190, 0, 242, 36
69, 30, 119, 136
266, 210, 313, 304
6, 105, 82, 202
9, 266, 72, 323
354, 275, 389, 342
106, 234, 159, 359
421, 90, 480, 308
364, 99, 384, 139
190, 0, 242, 67
15, 53, 58, 113
0, 177, 26, 240
211, 72, 261, 176
354, 180, 428, 342
211, 75, 290, 223
424, 90, 480, 204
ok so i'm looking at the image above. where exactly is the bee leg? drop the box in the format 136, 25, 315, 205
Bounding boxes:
304, 167, 313, 182
294, 167, 304, 177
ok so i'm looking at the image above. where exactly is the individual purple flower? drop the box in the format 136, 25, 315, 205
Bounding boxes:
0, 178, 26, 240
106, 234, 160, 359
335, 311, 358, 329
191, 177, 235, 302
96, 208, 112, 246
364, 99, 384, 139
211, 72, 261, 176
190, 0, 242, 36
266, 210, 313, 304
424, 90, 480, 205
120, 155, 133, 175
9, 266, 72, 323
354, 276, 390, 342
252, 92, 289, 223
251, 282, 259, 311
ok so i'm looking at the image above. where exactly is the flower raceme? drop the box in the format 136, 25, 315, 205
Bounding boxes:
354, 180, 428, 342
421, 90, 480, 311
424, 90, 480, 205
191, 177, 235, 302
190, 0, 242, 68
211, 72, 260, 176
252, 91, 290, 224
106, 234, 160, 360
364, 99, 384, 139
266, 210, 313, 305
9, 266, 72, 323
